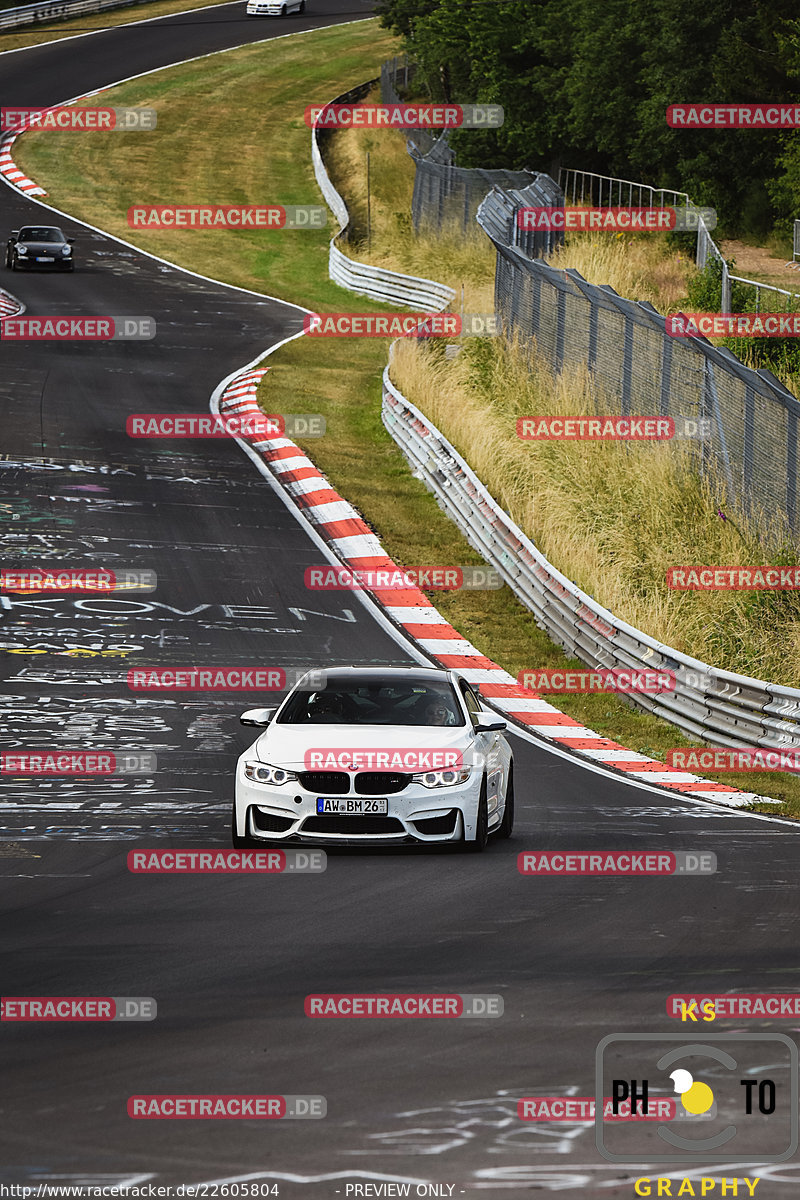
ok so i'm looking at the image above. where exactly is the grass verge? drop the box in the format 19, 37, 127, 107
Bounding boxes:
14, 20, 800, 816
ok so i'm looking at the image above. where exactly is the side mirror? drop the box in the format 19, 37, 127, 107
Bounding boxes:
67, 238, 75, 243
474, 718, 507, 733
240, 707, 275, 727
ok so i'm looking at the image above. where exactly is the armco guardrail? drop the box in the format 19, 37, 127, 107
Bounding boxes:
311, 81, 455, 311
382, 368, 800, 751
0, 0, 145, 29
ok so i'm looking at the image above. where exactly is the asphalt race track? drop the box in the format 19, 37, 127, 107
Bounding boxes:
1, 6, 800, 1197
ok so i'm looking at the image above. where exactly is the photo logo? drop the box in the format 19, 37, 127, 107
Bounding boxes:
596, 1033, 798, 1162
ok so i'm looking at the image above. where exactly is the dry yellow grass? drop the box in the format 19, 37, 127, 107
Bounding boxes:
389, 334, 800, 684
545, 233, 694, 310
324, 87, 496, 313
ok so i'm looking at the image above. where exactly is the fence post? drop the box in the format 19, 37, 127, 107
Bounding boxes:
721, 261, 731, 313
788, 407, 798, 532
705, 361, 734, 498
621, 314, 633, 416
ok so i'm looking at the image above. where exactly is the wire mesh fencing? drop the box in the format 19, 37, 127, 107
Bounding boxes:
477, 184, 800, 540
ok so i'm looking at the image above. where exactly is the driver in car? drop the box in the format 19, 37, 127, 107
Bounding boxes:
423, 697, 456, 726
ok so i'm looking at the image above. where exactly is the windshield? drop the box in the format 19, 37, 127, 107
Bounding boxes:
277, 676, 465, 726
19, 228, 65, 243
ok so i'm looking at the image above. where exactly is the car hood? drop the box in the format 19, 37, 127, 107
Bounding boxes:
19, 240, 66, 253
250, 723, 474, 770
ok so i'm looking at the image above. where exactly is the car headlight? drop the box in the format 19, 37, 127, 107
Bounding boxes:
243, 761, 297, 785
62, 246, 72, 256
16, 245, 27, 255
411, 767, 472, 788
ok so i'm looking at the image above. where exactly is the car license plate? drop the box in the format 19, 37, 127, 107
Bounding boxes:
36, 256, 54, 262
316, 797, 388, 815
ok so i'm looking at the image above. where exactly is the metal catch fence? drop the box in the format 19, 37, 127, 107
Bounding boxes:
477, 184, 800, 537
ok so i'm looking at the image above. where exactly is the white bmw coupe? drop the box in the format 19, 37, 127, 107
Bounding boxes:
232, 665, 514, 851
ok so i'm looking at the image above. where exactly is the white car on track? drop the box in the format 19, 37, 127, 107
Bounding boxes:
232, 665, 514, 850
246, 0, 305, 14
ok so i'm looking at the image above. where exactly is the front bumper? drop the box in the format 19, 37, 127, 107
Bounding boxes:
15, 257, 73, 270
234, 763, 487, 845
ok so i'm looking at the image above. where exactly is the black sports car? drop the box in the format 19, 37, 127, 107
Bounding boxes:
5, 225, 75, 271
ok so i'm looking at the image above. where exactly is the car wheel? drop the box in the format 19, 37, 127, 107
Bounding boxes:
10, 255, 18, 271
463, 777, 489, 852
231, 802, 256, 848
496, 764, 514, 839
298, 1, 305, 11
280, 4, 287, 13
